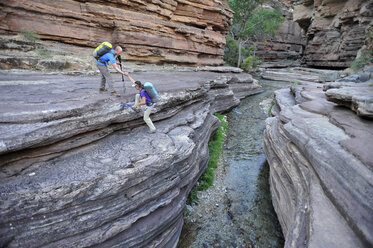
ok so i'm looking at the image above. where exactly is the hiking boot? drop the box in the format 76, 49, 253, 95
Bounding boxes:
99, 88, 107, 92
111, 91, 121, 97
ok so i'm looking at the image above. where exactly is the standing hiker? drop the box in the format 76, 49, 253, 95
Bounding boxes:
93, 42, 128, 97
123, 74, 157, 133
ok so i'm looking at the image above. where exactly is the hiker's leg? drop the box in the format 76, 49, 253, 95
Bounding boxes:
97, 64, 106, 90
105, 72, 115, 93
97, 64, 115, 93
100, 74, 106, 90
135, 94, 141, 105
144, 105, 156, 132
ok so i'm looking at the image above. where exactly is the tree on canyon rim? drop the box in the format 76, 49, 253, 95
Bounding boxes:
225, 0, 284, 68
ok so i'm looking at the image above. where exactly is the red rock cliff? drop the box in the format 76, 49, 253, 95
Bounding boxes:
0, 0, 233, 65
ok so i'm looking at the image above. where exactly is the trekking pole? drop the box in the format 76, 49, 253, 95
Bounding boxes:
117, 55, 125, 94
118, 55, 124, 82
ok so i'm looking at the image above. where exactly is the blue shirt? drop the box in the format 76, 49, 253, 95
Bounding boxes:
96, 49, 116, 66
140, 89, 153, 106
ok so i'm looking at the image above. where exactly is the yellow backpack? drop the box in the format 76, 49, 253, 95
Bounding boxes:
93, 42, 112, 60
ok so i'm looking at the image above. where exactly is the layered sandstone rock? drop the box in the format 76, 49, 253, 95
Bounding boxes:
291, 0, 373, 68
256, 18, 303, 65
325, 81, 373, 118
250, 4, 304, 68
263, 69, 373, 247
0, 0, 232, 66
0, 71, 261, 247
261, 67, 341, 84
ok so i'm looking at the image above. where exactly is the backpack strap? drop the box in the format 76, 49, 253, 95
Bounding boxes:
97, 49, 114, 64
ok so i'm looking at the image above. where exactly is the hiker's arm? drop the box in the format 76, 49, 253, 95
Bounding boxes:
111, 63, 128, 76
126, 74, 136, 84
134, 96, 146, 107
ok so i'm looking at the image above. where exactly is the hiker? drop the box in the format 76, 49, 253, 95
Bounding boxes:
94, 43, 128, 97
126, 74, 157, 133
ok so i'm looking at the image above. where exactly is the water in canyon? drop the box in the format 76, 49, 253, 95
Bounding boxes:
179, 79, 289, 248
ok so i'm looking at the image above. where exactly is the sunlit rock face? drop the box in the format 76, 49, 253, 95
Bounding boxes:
0, 0, 233, 65
291, 0, 373, 68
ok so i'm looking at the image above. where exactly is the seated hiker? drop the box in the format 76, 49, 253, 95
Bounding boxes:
94, 43, 128, 97
125, 74, 157, 133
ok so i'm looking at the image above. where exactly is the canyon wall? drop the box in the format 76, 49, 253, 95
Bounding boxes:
0, 0, 232, 66
263, 69, 373, 247
1, 0, 371, 69
291, 0, 373, 68
0, 71, 262, 247
256, 7, 304, 67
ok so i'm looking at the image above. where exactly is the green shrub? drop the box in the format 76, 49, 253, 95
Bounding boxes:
224, 35, 253, 67
351, 48, 372, 72
188, 188, 199, 206
37, 48, 52, 58
186, 113, 228, 206
224, 35, 239, 67
268, 101, 275, 116
21, 29, 40, 42
198, 168, 214, 190
241, 55, 261, 69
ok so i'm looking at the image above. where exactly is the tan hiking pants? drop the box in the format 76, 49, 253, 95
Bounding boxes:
135, 94, 156, 132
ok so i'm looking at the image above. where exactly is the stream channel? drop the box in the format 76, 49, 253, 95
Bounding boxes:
178, 79, 290, 248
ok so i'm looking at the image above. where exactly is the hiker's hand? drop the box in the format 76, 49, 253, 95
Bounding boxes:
122, 72, 129, 76
120, 102, 133, 108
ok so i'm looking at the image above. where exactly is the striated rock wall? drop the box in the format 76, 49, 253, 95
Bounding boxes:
240, 3, 304, 68
0, 0, 232, 66
263, 69, 373, 247
256, 10, 304, 66
291, 0, 373, 68
0, 71, 261, 247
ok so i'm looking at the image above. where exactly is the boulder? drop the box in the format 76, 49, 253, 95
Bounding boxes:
325, 81, 373, 118
359, 73, 371, 82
